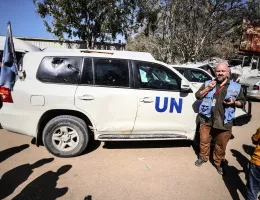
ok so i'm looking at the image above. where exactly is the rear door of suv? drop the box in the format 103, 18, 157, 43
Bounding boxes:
74, 57, 138, 134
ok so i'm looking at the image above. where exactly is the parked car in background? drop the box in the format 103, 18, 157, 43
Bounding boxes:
169, 64, 214, 89
170, 63, 215, 78
228, 55, 251, 67
239, 76, 260, 100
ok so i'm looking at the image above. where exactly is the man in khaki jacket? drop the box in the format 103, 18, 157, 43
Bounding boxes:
246, 127, 260, 200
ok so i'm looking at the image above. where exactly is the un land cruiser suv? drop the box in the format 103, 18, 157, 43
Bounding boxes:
0, 50, 250, 157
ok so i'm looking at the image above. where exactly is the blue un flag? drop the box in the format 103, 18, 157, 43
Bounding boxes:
0, 22, 18, 90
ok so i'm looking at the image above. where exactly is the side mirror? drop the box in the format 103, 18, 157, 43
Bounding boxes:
180, 79, 191, 92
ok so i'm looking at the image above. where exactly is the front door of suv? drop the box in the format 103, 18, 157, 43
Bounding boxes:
132, 61, 196, 136
75, 58, 138, 134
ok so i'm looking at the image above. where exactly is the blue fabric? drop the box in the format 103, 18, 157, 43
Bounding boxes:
199, 80, 216, 118
199, 80, 241, 124
0, 29, 18, 90
223, 81, 241, 124
246, 162, 260, 200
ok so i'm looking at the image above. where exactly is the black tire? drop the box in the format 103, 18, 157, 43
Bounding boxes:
42, 115, 89, 158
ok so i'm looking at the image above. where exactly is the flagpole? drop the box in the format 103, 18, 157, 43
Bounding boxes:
7, 21, 19, 73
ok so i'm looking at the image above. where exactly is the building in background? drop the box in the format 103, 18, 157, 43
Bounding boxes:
16, 37, 126, 51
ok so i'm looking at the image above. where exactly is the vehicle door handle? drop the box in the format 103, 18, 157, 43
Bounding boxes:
140, 97, 154, 103
78, 95, 95, 101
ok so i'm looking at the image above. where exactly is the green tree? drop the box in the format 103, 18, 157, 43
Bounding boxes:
33, 0, 137, 48
130, 0, 249, 63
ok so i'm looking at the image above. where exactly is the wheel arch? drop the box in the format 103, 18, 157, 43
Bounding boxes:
36, 109, 95, 146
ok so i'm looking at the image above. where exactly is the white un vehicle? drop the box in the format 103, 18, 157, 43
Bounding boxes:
0, 50, 251, 157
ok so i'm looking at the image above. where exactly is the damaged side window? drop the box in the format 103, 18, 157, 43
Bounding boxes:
94, 58, 129, 87
37, 56, 82, 84
136, 61, 181, 91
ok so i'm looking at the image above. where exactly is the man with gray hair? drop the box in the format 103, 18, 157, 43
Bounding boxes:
194, 62, 246, 175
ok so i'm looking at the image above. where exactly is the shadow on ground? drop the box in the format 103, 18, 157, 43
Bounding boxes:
222, 159, 247, 200
12, 165, 72, 200
81, 136, 101, 155
243, 144, 255, 156
103, 140, 191, 149
84, 195, 92, 200
0, 158, 54, 199
192, 140, 251, 200
246, 98, 260, 103
0, 144, 29, 163
222, 148, 252, 200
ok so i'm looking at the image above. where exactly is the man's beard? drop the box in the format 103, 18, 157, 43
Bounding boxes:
216, 76, 225, 83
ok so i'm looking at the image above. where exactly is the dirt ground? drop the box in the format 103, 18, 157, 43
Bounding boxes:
0, 102, 259, 200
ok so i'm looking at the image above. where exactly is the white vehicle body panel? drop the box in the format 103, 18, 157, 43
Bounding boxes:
75, 86, 138, 134
0, 103, 43, 137
132, 89, 197, 139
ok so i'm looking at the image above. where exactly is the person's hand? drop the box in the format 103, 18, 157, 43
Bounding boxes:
223, 97, 235, 107
207, 81, 216, 90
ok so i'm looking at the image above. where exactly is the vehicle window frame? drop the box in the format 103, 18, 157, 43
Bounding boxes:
79, 57, 94, 85
92, 57, 132, 89
132, 60, 182, 92
174, 67, 185, 76
207, 66, 216, 77
174, 67, 189, 80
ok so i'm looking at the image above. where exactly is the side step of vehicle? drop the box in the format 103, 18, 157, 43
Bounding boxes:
97, 134, 187, 141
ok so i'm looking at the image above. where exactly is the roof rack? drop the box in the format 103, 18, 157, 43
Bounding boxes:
80, 50, 114, 55
42, 48, 156, 61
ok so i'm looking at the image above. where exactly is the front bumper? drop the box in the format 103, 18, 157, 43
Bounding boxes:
247, 91, 260, 100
